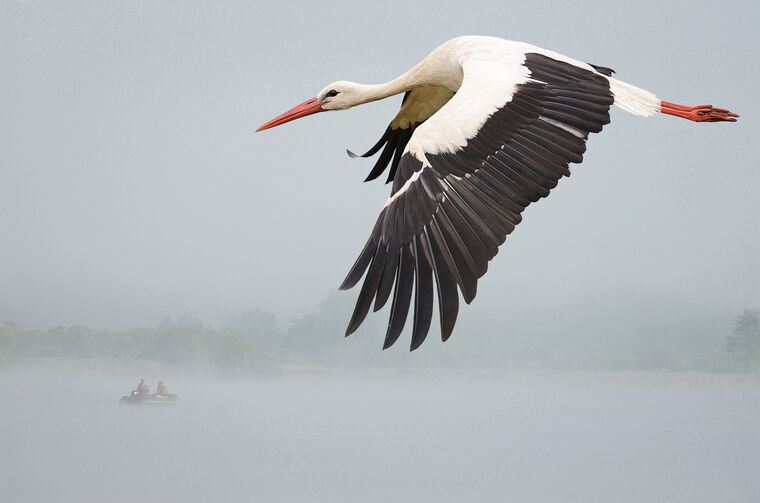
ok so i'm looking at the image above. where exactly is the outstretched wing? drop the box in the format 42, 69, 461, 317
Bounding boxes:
348, 86, 455, 183
341, 52, 614, 350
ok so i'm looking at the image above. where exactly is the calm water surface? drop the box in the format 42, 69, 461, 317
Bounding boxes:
1, 370, 758, 502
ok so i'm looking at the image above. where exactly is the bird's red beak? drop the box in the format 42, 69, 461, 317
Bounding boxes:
255, 97, 324, 132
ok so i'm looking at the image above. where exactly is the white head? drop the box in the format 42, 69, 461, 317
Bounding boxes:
316, 81, 369, 111
256, 80, 377, 131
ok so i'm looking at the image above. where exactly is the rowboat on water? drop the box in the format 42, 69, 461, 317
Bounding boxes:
119, 392, 179, 405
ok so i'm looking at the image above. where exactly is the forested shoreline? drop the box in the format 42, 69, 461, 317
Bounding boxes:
2, 294, 758, 374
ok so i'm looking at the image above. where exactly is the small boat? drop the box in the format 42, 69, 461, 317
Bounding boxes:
120, 392, 179, 405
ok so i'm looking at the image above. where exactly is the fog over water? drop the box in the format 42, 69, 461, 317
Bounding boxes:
2, 372, 759, 503
2, 1, 759, 502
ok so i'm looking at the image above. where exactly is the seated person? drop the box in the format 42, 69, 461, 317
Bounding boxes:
136, 379, 149, 395
156, 381, 168, 397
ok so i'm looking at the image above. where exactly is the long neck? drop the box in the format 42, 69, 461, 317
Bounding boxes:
353, 65, 423, 106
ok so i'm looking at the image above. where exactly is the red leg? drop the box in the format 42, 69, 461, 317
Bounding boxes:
661, 100, 739, 122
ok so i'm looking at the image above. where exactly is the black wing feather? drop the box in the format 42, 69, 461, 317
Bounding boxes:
383, 244, 415, 349
410, 237, 434, 350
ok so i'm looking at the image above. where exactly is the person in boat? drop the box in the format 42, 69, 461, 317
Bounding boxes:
156, 381, 168, 397
136, 378, 149, 395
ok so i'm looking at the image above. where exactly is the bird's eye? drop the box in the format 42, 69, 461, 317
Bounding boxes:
325, 90, 339, 98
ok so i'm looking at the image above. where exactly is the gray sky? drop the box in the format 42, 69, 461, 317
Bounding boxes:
1, 0, 758, 338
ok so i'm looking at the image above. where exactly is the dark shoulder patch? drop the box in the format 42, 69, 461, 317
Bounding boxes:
589, 63, 615, 76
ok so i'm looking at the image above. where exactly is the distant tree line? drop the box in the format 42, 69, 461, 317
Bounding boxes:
1, 295, 759, 373
0, 291, 383, 373
0, 314, 269, 374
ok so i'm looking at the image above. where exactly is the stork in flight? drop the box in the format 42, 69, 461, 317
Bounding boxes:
256, 36, 738, 351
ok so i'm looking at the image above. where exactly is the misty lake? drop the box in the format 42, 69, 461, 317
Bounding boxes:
1, 370, 758, 502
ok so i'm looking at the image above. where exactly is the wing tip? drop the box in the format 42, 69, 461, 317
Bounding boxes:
344, 317, 363, 337
337, 279, 354, 291
383, 326, 402, 351
441, 324, 454, 342
382, 326, 401, 349
462, 290, 476, 305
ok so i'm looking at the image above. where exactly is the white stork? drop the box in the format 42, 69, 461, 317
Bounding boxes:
256, 36, 738, 351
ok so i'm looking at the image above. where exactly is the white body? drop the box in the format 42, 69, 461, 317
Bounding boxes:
381, 36, 660, 163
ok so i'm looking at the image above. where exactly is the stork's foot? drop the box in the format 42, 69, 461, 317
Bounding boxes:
661, 101, 739, 122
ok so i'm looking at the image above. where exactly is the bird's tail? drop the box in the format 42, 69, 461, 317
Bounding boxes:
609, 77, 661, 117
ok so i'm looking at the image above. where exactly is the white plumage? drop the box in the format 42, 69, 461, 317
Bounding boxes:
257, 36, 738, 350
